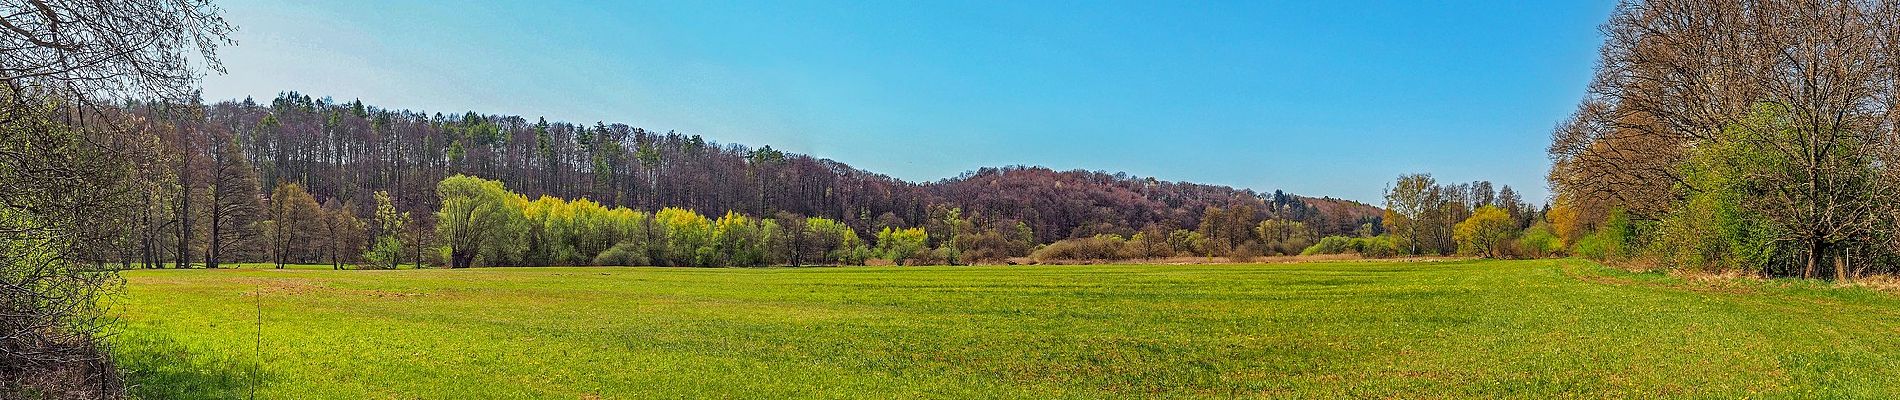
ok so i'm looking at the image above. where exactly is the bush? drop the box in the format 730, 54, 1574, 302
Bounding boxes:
1352, 236, 1400, 258
876, 227, 930, 265
593, 242, 649, 266
361, 237, 404, 269
1574, 209, 1635, 261
1302, 236, 1356, 255
1030, 235, 1127, 262
1124, 230, 1174, 259
1513, 222, 1563, 258
1230, 241, 1264, 262
1301, 235, 1400, 258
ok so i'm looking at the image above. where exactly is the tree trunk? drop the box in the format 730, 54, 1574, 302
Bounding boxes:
1835, 249, 1847, 282
206, 200, 221, 269
176, 176, 192, 269
1804, 241, 1818, 279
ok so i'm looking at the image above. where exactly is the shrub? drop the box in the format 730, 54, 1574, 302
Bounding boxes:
1514, 222, 1563, 258
876, 227, 930, 265
1302, 236, 1356, 255
1124, 230, 1174, 259
1353, 236, 1400, 258
1230, 241, 1264, 262
1030, 235, 1128, 262
1301, 235, 1401, 258
593, 242, 650, 266
1573, 209, 1649, 261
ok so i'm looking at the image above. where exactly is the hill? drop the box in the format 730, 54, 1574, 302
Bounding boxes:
165, 92, 1378, 242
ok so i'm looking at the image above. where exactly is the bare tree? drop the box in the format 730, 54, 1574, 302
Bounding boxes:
0, 0, 232, 396
1551, 0, 1900, 278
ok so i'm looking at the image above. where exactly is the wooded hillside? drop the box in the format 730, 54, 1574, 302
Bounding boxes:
125, 92, 1381, 267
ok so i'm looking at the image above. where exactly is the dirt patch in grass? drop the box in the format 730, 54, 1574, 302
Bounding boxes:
1559, 262, 1762, 295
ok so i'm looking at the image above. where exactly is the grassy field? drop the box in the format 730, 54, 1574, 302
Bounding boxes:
109, 259, 1900, 398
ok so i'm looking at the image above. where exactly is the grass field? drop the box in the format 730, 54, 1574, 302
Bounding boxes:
109, 259, 1900, 398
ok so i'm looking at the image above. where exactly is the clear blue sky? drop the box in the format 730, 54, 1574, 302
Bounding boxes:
200, 0, 1616, 204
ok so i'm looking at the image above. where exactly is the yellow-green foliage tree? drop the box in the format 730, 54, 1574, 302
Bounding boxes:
806, 217, 867, 265
523, 196, 579, 266
1544, 199, 1584, 248
712, 212, 773, 266
925, 206, 972, 265
1124, 226, 1174, 259
436, 175, 528, 268
1453, 206, 1515, 258
569, 199, 621, 264
876, 227, 929, 265
654, 207, 713, 266
364, 191, 410, 270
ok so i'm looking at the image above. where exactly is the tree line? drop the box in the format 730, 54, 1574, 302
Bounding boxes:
1024, 174, 1549, 263
1548, 0, 1900, 280
267, 174, 1041, 268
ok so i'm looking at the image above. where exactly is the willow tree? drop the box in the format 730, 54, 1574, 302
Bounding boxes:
435, 175, 526, 268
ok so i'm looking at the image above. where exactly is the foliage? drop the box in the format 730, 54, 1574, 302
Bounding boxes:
0, 98, 139, 398
1167, 229, 1207, 258
320, 201, 368, 269
804, 217, 868, 266
1513, 221, 1563, 259
654, 207, 714, 267
592, 241, 649, 267
1255, 219, 1317, 256
363, 191, 411, 269
1029, 235, 1128, 262
434, 175, 528, 268
1548, 1, 1900, 279
1649, 121, 1786, 273
1545, 199, 1584, 247
1301, 236, 1355, 256
875, 228, 930, 266
1574, 209, 1633, 262
1300, 235, 1400, 258
1453, 206, 1516, 258
1123, 228, 1174, 259
267, 182, 324, 268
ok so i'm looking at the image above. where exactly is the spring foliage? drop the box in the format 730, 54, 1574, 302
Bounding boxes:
431, 174, 878, 267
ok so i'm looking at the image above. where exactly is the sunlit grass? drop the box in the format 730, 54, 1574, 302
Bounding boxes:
109, 260, 1900, 398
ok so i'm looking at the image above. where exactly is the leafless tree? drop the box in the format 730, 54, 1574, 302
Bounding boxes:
1551, 0, 1900, 278
1, 0, 231, 397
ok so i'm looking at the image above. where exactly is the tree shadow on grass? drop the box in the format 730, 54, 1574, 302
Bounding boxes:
112, 333, 271, 400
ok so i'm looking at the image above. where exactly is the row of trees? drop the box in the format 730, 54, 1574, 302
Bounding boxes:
432, 174, 866, 268
1026, 174, 1549, 263
1549, 0, 1900, 279
431, 175, 1041, 268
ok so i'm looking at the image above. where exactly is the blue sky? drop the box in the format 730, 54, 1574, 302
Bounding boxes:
200, 0, 1616, 204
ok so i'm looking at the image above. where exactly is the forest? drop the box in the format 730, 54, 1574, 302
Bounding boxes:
103, 92, 1406, 269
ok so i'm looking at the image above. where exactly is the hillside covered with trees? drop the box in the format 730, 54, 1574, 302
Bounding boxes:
117, 93, 1387, 268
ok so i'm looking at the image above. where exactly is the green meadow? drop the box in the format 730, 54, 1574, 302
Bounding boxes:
111, 260, 1900, 398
